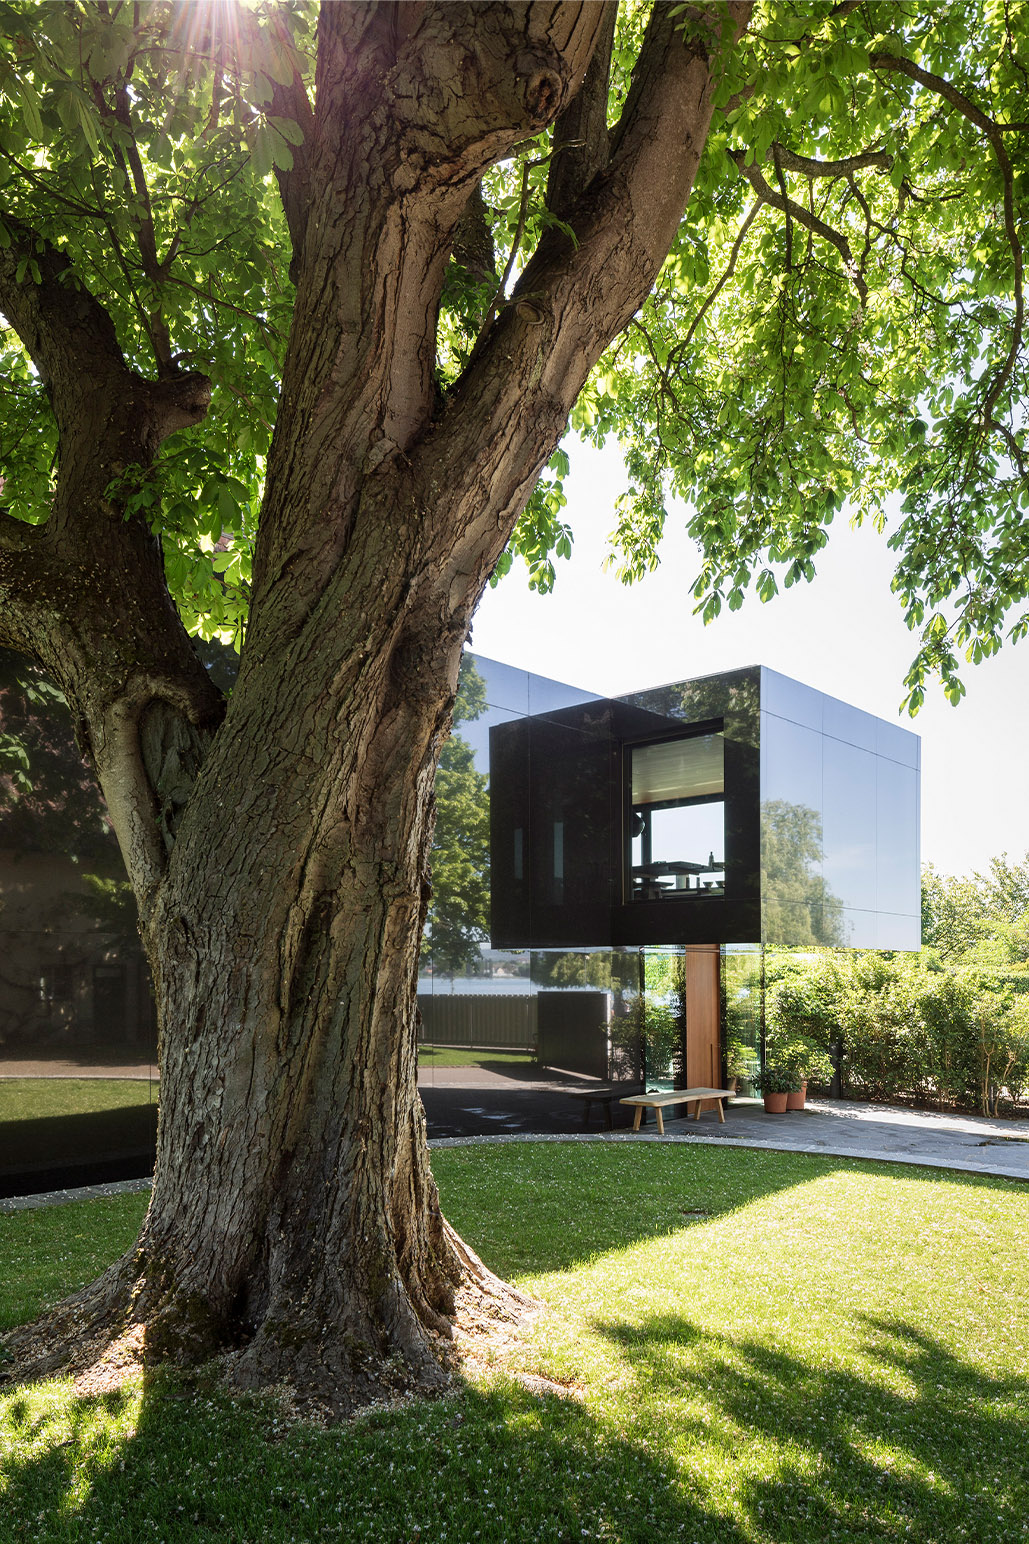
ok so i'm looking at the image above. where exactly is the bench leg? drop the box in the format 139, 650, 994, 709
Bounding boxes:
632, 1105, 643, 1132
582, 1100, 592, 1129
717, 1098, 725, 1123
603, 1100, 613, 1130
694, 1101, 701, 1119
655, 1107, 665, 1136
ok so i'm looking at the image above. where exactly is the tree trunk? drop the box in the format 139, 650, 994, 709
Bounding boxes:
0, 1, 750, 1415
5, 547, 527, 1414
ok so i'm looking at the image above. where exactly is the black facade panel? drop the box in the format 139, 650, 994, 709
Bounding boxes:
489, 666, 766, 949
537, 990, 610, 1080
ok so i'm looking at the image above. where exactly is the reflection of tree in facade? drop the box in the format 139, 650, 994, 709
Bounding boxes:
617, 669, 759, 745
422, 658, 490, 978
0, 648, 118, 867
531, 950, 614, 990
0, 649, 152, 1050
761, 799, 844, 947
722, 947, 763, 1088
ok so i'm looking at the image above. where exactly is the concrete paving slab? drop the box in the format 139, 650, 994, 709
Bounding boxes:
648, 1095, 1029, 1182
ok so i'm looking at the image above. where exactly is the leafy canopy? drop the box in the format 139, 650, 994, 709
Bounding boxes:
0, 1, 1025, 708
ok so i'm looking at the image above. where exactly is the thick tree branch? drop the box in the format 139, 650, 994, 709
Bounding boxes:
729, 149, 869, 303
0, 215, 221, 898
869, 52, 1017, 137
251, 1, 608, 613
400, 2, 753, 620
451, 183, 496, 284
870, 51, 1024, 425
767, 143, 893, 179
546, 0, 618, 219
268, 28, 317, 285
0, 214, 126, 408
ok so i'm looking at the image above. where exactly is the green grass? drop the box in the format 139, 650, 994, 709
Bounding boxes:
0, 1080, 157, 1172
0, 1080, 156, 1123
0, 1191, 147, 1333
1, 1145, 1026, 1544
417, 1046, 536, 1066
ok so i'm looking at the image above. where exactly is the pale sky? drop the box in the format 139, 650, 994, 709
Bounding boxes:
471, 438, 1029, 879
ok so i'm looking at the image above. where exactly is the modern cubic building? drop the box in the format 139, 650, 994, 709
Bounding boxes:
426, 652, 920, 1095
0, 645, 920, 1193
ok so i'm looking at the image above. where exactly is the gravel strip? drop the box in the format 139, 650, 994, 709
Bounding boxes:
4, 1122, 1026, 1214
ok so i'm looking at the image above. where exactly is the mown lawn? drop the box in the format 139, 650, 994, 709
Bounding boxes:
1, 1144, 1026, 1544
417, 1046, 536, 1066
0, 1080, 157, 1173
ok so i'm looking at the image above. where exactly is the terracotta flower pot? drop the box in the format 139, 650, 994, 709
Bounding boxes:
785, 1081, 808, 1111
762, 1091, 789, 1113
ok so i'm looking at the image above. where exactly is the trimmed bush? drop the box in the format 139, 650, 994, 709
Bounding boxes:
766, 951, 1029, 1115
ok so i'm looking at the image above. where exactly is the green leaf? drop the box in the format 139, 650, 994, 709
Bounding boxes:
251, 123, 274, 179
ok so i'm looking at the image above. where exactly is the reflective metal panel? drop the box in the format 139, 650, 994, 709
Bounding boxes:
761, 713, 823, 813
526, 706, 616, 941
876, 717, 920, 769
759, 713, 828, 945
876, 759, 920, 918
760, 668, 823, 732
474, 656, 531, 715
527, 671, 602, 716
839, 907, 878, 949
875, 911, 922, 951
821, 737, 877, 912
822, 694, 878, 753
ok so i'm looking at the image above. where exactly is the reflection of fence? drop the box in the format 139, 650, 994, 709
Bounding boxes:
417, 994, 537, 1051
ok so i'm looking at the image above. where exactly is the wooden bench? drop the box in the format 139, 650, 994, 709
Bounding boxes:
619, 1087, 736, 1135
567, 1086, 642, 1129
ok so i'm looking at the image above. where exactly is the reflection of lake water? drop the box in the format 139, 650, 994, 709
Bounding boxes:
418, 976, 531, 995
418, 976, 609, 996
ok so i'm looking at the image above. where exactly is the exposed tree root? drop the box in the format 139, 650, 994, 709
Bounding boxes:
0, 1226, 538, 1421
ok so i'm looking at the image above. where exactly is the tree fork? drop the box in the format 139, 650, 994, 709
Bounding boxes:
0, 2, 751, 1414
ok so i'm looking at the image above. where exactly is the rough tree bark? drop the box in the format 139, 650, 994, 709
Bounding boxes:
0, 1, 750, 1414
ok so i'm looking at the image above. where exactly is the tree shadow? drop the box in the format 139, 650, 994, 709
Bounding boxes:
0, 1370, 755, 1544
0, 1103, 158, 1174
592, 1309, 1029, 1541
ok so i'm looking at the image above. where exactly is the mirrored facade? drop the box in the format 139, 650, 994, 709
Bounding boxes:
0, 648, 158, 1198
759, 667, 921, 950
488, 661, 920, 953
1, 646, 921, 1193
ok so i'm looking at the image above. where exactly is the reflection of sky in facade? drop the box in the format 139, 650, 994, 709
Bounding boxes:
632, 803, 724, 869
759, 666, 920, 949
461, 661, 601, 777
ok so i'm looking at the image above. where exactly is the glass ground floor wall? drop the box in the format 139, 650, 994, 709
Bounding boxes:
416, 945, 644, 1138
416, 942, 755, 1136
1, 935, 759, 1195
0, 920, 158, 1199
722, 945, 763, 1095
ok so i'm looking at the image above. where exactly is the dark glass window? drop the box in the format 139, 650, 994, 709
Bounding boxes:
629, 734, 726, 900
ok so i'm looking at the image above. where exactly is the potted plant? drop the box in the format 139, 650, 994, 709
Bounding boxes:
754, 1065, 800, 1113
777, 1039, 834, 1109
724, 1034, 751, 1093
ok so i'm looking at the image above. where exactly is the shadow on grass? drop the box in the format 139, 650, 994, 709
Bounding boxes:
0, 1372, 753, 1544
0, 1103, 158, 1173
593, 1309, 1029, 1542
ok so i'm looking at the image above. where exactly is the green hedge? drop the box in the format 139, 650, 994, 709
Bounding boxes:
766, 953, 1029, 1115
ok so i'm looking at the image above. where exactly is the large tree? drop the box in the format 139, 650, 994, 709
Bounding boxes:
0, 1, 1024, 1413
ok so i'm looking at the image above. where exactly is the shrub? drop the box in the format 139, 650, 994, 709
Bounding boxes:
766, 951, 1029, 1113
